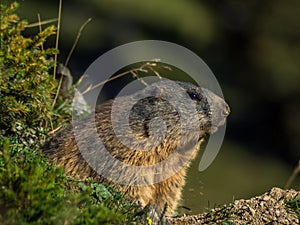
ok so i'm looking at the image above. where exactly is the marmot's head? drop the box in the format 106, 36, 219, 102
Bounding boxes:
114, 80, 230, 146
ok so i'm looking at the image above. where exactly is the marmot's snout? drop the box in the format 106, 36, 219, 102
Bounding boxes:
201, 88, 230, 132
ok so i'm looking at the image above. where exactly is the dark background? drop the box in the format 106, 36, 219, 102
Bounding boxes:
16, 0, 300, 213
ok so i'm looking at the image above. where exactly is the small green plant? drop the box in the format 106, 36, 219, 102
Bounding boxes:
222, 222, 236, 225
286, 196, 300, 221
0, 138, 73, 224
75, 178, 143, 224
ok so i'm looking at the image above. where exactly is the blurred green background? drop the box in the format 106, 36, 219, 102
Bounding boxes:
15, 0, 300, 214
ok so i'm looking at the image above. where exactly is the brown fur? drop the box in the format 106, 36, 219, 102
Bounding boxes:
43, 81, 229, 216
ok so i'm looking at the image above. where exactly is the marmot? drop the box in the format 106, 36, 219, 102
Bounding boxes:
43, 80, 230, 216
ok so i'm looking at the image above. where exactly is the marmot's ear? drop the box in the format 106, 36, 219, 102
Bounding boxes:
145, 84, 164, 96
133, 83, 164, 100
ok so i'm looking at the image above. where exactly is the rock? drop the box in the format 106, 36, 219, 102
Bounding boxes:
169, 187, 299, 225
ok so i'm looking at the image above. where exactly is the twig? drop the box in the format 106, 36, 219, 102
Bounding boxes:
25, 18, 58, 28
53, 0, 63, 79
65, 18, 92, 67
52, 17, 91, 110
52, 69, 64, 108
37, 14, 44, 50
148, 64, 162, 79
81, 62, 163, 95
48, 125, 63, 136
81, 70, 134, 95
285, 159, 300, 189
130, 70, 148, 86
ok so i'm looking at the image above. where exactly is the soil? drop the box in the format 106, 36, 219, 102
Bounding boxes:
169, 187, 299, 225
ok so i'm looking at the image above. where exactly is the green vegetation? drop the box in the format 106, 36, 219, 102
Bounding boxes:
222, 222, 236, 225
0, 3, 143, 224
0, 138, 142, 224
0, 2, 56, 149
204, 202, 236, 224
286, 196, 300, 221
0, 2, 72, 149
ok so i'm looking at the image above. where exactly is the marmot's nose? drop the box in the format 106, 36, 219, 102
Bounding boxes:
222, 103, 230, 117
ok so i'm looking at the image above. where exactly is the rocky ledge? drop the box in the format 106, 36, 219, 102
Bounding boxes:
169, 187, 300, 225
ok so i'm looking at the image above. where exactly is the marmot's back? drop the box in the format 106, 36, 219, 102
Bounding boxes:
43, 80, 230, 216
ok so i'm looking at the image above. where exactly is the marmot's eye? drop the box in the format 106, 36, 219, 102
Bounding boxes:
188, 92, 200, 101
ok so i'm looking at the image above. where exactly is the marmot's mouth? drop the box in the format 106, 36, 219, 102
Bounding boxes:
205, 120, 226, 135
209, 126, 219, 134
209, 116, 227, 134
